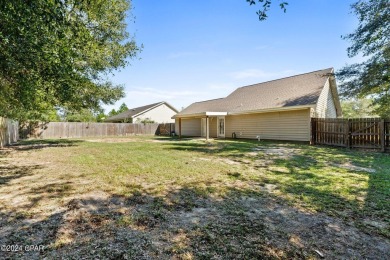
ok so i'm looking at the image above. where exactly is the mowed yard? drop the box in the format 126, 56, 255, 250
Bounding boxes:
0, 136, 389, 259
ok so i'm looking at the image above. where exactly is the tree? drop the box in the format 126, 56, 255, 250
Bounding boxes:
337, 0, 390, 118
246, 0, 288, 20
0, 0, 139, 121
341, 98, 379, 118
65, 109, 97, 122
107, 103, 128, 117
118, 103, 129, 113
96, 112, 107, 122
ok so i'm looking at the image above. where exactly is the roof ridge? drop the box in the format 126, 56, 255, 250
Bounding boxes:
193, 97, 225, 104
105, 101, 164, 121
127, 102, 162, 110
233, 67, 333, 91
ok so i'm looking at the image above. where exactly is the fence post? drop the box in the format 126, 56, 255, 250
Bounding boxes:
310, 118, 316, 145
179, 118, 182, 139
380, 119, 385, 152
346, 119, 352, 149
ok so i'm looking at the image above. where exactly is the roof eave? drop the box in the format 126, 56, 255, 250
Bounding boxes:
173, 105, 314, 119
172, 111, 227, 119
227, 105, 315, 116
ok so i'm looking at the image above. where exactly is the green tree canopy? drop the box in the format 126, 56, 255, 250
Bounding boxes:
341, 98, 379, 118
65, 109, 97, 122
107, 103, 128, 117
108, 109, 118, 117
118, 103, 129, 113
337, 0, 390, 118
0, 0, 139, 121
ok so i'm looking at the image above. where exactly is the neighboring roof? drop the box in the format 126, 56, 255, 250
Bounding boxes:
175, 68, 334, 118
105, 101, 178, 122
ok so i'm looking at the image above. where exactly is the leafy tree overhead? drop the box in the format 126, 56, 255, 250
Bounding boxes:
0, 0, 139, 120
337, 0, 390, 118
246, 0, 288, 20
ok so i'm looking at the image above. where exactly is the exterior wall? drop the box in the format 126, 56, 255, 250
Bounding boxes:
315, 79, 337, 118
209, 117, 217, 138
134, 104, 177, 123
175, 118, 201, 136
225, 109, 311, 141
176, 117, 217, 137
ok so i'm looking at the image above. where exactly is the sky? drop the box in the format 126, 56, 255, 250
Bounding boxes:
104, 0, 358, 113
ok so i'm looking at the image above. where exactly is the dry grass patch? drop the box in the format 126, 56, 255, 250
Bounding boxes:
0, 136, 389, 259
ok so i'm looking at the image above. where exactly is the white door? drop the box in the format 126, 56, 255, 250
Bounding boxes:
201, 118, 206, 137
217, 117, 225, 138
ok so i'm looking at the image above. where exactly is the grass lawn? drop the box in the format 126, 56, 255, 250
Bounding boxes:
0, 136, 389, 259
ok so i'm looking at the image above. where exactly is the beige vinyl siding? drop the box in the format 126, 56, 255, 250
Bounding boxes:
175, 118, 201, 136
315, 79, 337, 118
134, 103, 177, 123
209, 117, 217, 138
225, 109, 311, 141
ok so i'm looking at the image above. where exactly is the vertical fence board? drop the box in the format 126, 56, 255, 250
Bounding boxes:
21, 122, 175, 139
312, 118, 389, 152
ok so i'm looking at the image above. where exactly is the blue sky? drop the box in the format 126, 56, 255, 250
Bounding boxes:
104, 0, 358, 112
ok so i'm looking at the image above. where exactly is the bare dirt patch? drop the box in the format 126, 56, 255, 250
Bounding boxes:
1, 139, 389, 259
253, 146, 303, 159
85, 137, 141, 143
332, 162, 376, 173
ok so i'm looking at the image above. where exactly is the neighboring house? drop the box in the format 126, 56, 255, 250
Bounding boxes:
173, 68, 342, 142
105, 101, 178, 123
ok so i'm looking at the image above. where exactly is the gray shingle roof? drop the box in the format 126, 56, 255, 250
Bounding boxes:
105, 102, 177, 122
175, 68, 333, 117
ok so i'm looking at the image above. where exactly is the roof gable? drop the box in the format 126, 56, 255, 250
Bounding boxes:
105, 101, 178, 122
175, 68, 334, 117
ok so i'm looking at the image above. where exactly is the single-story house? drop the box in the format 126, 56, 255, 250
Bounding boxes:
173, 68, 342, 142
105, 101, 178, 123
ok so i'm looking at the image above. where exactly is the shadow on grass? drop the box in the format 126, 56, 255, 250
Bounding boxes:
162, 138, 261, 158
261, 151, 390, 237
164, 138, 390, 237
363, 153, 390, 236
0, 145, 44, 186
10, 139, 84, 151
1, 138, 389, 258
1, 184, 389, 259
0, 164, 43, 186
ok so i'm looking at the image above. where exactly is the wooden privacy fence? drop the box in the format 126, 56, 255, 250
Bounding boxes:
311, 118, 390, 152
21, 122, 175, 139
0, 117, 19, 148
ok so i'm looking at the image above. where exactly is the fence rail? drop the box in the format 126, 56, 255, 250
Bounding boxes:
311, 118, 390, 152
20, 122, 175, 139
0, 117, 19, 148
